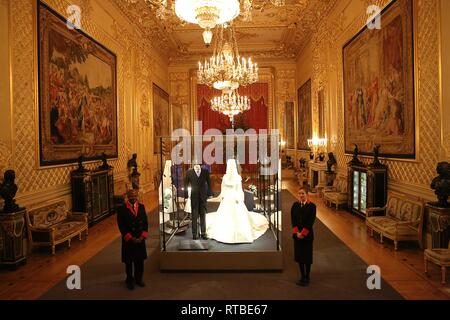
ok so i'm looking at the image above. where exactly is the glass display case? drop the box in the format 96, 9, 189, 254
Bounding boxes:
156, 134, 282, 271
352, 171, 359, 210
352, 170, 367, 214
348, 163, 387, 218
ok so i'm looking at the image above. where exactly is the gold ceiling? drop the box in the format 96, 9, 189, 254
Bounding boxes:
113, 0, 338, 64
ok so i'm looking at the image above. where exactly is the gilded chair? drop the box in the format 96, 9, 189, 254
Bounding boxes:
424, 242, 450, 284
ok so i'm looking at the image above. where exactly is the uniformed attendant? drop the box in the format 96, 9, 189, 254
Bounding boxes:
291, 187, 316, 286
117, 189, 149, 290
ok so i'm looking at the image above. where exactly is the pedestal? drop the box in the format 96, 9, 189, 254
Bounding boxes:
426, 204, 450, 249
0, 209, 27, 268
325, 171, 337, 187
308, 161, 327, 194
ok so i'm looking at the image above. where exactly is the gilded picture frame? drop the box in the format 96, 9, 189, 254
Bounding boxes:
153, 84, 170, 154
172, 103, 183, 131
343, 0, 415, 158
37, 2, 118, 166
318, 89, 326, 139
297, 79, 312, 151
284, 101, 295, 149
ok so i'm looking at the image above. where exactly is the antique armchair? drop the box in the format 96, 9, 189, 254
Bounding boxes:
424, 242, 450, 284
323, 177, 348, 210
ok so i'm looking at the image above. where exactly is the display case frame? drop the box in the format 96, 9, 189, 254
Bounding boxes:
157, 134, 283, 271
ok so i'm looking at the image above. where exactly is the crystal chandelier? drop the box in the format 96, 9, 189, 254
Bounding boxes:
198, 24, 258, 92
211, 89, 251, 122
174, 0, 240, 45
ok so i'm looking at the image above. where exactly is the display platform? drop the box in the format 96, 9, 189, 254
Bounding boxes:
160, 200, 283, 271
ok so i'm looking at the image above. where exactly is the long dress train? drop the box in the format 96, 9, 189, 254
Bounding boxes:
206, 159, 269, 244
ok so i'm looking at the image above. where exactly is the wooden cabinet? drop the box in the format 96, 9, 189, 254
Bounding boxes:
348, 163, 388, 218
71, 168, 114, 224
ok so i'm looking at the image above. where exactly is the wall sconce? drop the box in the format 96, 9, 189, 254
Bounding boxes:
307, 137, 327, 161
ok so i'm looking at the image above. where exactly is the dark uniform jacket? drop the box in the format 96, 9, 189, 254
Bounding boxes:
291, 201, 316, 264
117, 201, 149, 263
184, 168, 212, 208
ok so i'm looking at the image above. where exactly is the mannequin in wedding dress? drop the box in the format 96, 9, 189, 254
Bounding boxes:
206, 159, 269, 244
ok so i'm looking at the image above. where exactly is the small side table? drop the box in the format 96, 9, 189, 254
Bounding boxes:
0, 209, 27, 269
426, 204, 450, 249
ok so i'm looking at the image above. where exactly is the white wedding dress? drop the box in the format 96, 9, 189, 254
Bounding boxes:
206, 159, 269, 244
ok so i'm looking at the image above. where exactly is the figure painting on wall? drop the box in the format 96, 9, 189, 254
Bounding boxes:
297, 80, 312, 151
172, 103, 183, 131
317, 89, 325, 138
38, 2, 118, 166
284, 102, 295, 149
343, 0, 415, 158
153, 84, 170, 154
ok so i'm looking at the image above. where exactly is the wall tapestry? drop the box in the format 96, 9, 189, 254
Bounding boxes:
172, 103, 183, 131
284, 102, 295, 149
153, 84, 170, 154
318, 89, 325, 138
38, 2, 117, 166
343, 0, 415, 158
297, 79, 312, 151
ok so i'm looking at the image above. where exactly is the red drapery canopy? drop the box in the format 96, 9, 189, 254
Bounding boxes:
197, 83, 269, 133
197, 83, 269, 174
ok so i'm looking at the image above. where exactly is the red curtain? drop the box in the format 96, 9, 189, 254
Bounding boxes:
197, 83, 269, 174
197, 83, 269, 133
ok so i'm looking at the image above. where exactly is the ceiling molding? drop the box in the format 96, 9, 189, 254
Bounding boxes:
112, 0, 339, 62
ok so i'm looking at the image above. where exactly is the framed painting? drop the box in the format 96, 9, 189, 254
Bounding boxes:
38, 2, 118, 166
297, 79, 312, 151
318, 89, 325, 138
172, 103, 183, 131
343, 0, 415, 158
440, 0, 450, 158
153, 84, 170, 154
284, 102, 295, 149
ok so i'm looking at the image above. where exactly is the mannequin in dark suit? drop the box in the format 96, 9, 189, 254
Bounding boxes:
117, 189, 148, 290
291, 187, 316, 286
184, 164, 212, 240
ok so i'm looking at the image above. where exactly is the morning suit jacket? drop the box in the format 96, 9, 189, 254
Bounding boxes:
291, 201, 316, 264
184, 168, 212, 208
117, 201, 149, 263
